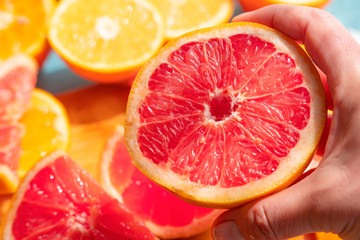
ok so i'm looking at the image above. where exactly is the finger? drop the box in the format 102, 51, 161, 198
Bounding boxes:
212, 176, 319, 239
232, 5, 360, 105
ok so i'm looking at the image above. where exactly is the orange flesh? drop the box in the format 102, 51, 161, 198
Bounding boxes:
0, 0, 47, 60
137, 34, 311, 188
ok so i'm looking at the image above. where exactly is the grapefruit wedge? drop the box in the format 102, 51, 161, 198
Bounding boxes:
0, 54, 37, 123
2, 151, 158, 240
125, 22, 327, 208
100, 125, 223, 239
0, 54, 37, 195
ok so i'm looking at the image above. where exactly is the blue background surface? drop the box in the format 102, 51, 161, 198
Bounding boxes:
37, 0, 360, 95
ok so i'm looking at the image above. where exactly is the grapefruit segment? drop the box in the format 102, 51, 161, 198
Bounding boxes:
125, 22, 327, 208
0, 54, 37, 123
2, 151, 158, 240
100, 126, 222, 239
0, 54, 37, 195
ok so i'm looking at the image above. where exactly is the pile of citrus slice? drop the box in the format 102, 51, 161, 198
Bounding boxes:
125, 22, 327, 208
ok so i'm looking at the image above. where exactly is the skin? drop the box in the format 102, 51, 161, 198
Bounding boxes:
212, 5, 360, 240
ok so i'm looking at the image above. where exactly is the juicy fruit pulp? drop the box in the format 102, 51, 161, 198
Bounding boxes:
138, 35, 310, 187
148, 0, 234, 40
125, 22, 326, 207
0, 0, 53, 63
3, 153, 157, 240
48, 0, 165, 82
101, 126, 220, 239
18, 89, 70, 177
0, 54, 37, 195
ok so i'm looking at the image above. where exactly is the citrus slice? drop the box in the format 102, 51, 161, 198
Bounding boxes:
125, 22, 327, 208
0, 54, 37, 195
0, 124, 22, 195
2, 151, 158, 240
238, 0, 331, 12
0, 0, 55, 64
48, 0, 165, 83
18, 88, 70, 178
0, 54, 37, 123
100, 125, 222, 239
148, 0, 234, 40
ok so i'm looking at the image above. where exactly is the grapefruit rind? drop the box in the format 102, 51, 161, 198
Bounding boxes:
100, 126, 127, 203
125, 22, 326, 208
48, 0, 165, 73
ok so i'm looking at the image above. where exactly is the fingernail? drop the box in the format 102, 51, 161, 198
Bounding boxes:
213, 220, 245, 240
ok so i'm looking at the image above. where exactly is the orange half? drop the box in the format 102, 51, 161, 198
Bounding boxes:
148, 0, 234, 40
48, 0, 165, 83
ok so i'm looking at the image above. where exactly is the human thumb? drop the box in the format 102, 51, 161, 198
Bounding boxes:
212, 174, 319, 240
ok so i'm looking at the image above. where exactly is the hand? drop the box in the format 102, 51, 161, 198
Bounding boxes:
212, 5, 360, 240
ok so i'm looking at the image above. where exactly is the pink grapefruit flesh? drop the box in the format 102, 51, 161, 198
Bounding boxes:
101, 126, 222, 239
3, 152, 157, 240
125, 23, 326, 208
138, 36, 310, 187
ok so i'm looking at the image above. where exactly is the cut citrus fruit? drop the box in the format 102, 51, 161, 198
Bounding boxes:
0, 124, 22, 195
2, 151, 158, 240
148, 0, 234, 40
48, 0, 165, 83
18, 88, 70, 178
125, 22, 327, 208
316, 232, 343, 240
238, 0, 331, 12
0, 0, 55, 64
0, 54, 37, 123
0, 54, 37, 195
100, 125, 223, 239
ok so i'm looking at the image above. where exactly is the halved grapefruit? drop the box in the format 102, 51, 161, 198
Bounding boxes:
100, 125, 223, 239
125, 22, 327, 208
2, 151, 158, 240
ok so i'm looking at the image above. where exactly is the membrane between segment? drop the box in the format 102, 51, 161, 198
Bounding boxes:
138, 34, 311, 188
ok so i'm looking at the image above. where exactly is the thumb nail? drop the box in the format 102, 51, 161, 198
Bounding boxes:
213, 220, 246, 240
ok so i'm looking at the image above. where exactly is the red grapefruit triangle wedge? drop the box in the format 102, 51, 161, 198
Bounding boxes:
2, 151, 158, 240
100, 125, 223, 239
125, 22, 327, 208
